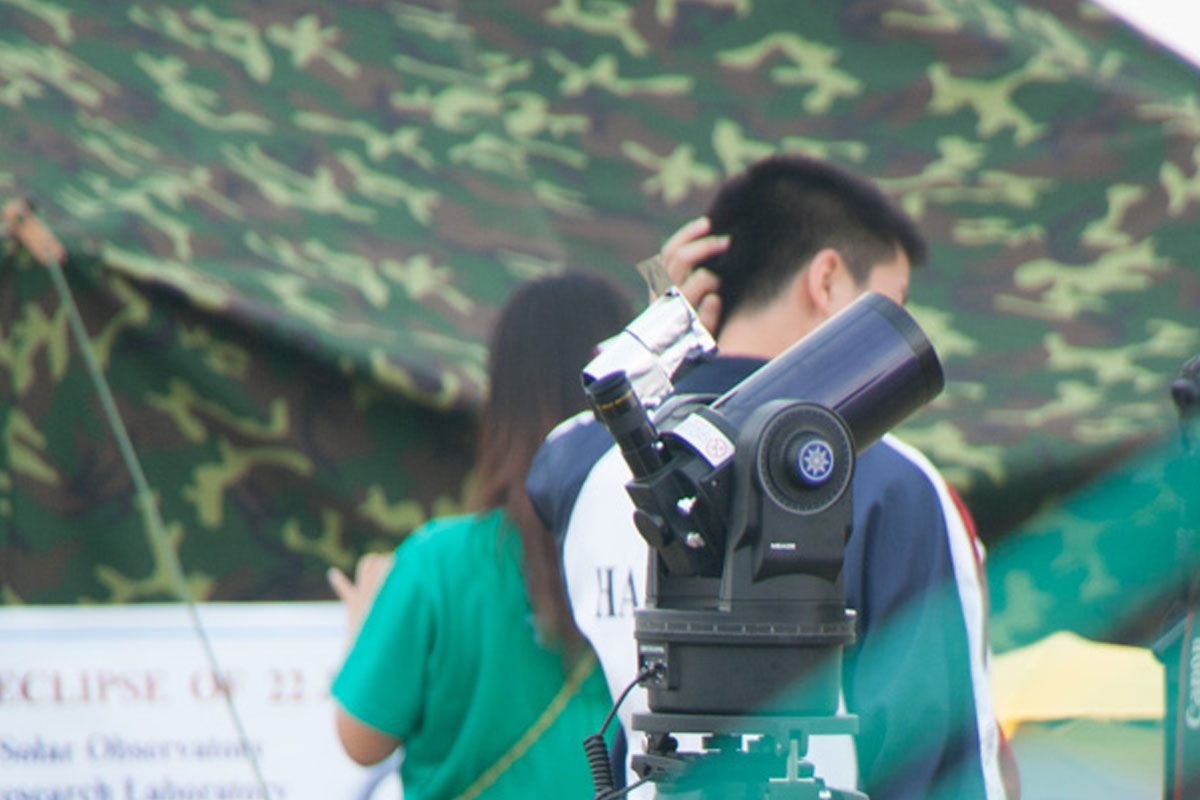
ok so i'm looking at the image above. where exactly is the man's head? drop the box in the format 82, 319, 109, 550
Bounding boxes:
701, 154, 926, 357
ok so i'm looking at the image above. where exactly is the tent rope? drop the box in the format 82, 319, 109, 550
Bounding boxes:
3, 197, 277, 800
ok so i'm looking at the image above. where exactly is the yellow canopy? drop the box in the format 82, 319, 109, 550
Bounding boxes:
992, 630, 1164, 737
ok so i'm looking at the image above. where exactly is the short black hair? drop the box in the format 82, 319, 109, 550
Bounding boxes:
703, 154, 926, 321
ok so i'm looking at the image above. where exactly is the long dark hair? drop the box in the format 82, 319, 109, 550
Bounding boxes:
469, 271, 632, 651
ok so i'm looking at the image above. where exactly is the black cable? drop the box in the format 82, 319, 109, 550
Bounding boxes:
583, 733, 616, 797
603, 663, 660, 735
585, 663, 662, 799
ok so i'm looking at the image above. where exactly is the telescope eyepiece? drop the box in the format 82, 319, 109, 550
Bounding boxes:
584, 371, 666, 478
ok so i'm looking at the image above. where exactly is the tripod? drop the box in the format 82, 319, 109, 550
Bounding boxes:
631, 712, 867, 800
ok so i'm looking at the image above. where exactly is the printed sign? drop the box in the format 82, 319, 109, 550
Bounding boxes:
0, 603, 401, 799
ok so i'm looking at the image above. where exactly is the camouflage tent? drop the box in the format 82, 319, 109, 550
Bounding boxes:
2, 0, 1198, 648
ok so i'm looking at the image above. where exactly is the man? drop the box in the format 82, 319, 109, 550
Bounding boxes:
527, 155, 1012, 799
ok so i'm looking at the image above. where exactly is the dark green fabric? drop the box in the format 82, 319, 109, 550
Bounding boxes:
990, 423, 1199, 651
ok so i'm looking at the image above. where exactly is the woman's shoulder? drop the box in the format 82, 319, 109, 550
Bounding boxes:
401, 509, 513, 557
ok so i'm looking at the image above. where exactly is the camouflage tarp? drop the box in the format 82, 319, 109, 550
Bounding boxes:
2, 0, 1198, 642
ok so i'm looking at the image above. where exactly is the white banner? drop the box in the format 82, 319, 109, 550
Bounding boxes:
0, 602, 401, 800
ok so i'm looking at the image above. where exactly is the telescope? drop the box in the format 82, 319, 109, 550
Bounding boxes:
584, 291, 944, 799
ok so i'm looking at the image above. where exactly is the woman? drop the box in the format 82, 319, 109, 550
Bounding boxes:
329, 271, 632, 800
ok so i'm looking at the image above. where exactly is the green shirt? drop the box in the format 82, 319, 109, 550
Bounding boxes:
332, 510, 612, 800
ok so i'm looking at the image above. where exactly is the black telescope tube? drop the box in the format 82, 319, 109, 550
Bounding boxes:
711, 293, 944, 451
584, 371, 666, 479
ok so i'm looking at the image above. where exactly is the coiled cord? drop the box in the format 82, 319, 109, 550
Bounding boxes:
584, 732, 616, 797
585, 663, 663, 799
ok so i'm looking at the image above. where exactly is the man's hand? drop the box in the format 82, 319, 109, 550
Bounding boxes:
328, 552, 395, 647
661, 216, 728, 335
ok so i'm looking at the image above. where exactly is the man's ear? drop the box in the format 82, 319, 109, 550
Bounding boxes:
801, 248, 848, 319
